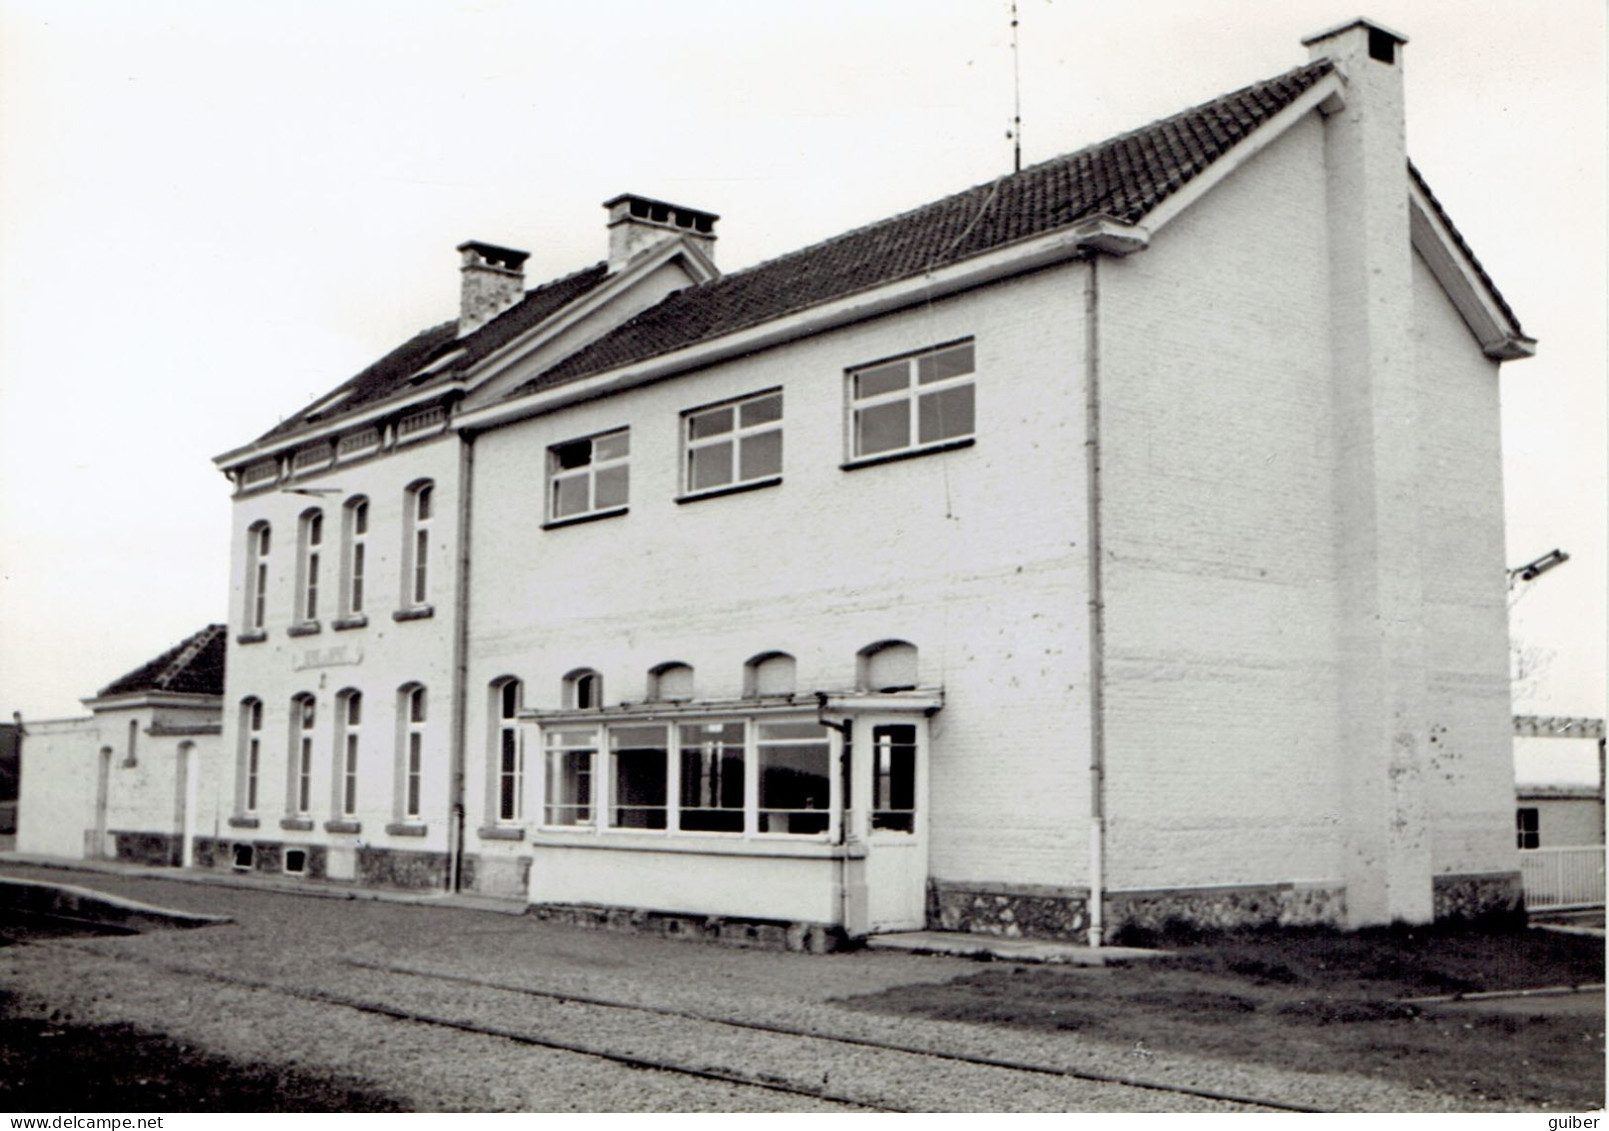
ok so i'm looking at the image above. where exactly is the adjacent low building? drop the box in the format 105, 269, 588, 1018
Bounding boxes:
24, 20, 1541, 945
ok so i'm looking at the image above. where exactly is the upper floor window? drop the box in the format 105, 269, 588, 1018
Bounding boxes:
564, 668, 603, 710
246, 522, 271, 631
743, 652, 797, 698
647, 662, 694, 703
404, 482, 433, 607
494, 679, 523, 823
848, 340, 974, 461
549, 429, 628, 522
297, 509, 324, 623
342, 496, 369, 618
858, 640, 919, 693
683, 390, 782, 496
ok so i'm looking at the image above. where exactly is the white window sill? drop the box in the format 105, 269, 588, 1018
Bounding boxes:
531, 828, 859, 858
675, 476, 782, 506
392, 605, 434, 623
841, 435, 975, 471
543, 506, 628, 531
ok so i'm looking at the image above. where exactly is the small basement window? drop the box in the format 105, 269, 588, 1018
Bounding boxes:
284, 848, 308, 875
232, 844, 254, 871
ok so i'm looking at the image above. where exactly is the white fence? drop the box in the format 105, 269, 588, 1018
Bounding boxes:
1519, 846, 1607, 911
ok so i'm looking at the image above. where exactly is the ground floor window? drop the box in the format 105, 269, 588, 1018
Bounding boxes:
540, 717, 834, 837
870, 723, 917, 832
1516, 807, 1540, 850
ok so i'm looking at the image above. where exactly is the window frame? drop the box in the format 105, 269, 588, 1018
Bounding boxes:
239, 697, 263, 815
545, 428, 630, 527
339, 496, 369, 623
337, 690, 361, 818
401, 482, 434, 612
401, 685, 427, 820
679, 389, 783, 501
245, 522, 272, 633
844, 339, 976, 466
1516, 806, 1541, 850
536, 714, 839, 841
493, 679, 524, 824
295, 508, 325, 626
288, 693, 316, 817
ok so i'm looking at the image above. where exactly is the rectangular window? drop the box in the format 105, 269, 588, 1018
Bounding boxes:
248, 525, 271, 631
849, 341, 975, 460
544, 729, 597, 826
345, 499, 368, 616
684, 391, 782, 495
301, 512, 323, 621
293, 696, 315, 815
549, 429, 629, 521
403, 686, 426, 820
756, 720, 830, 835
871, 724, 917, 833
1516, 807, 1540, 850
609, 724, 668, 829
678, 722, 745, 832
496, 681, 523, 823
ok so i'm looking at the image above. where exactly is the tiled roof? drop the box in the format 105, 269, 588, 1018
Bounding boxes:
257, 262, 611, 443
1408, 160, 1525, 335
516, 59, 1336, 395
97, 625, 227, 699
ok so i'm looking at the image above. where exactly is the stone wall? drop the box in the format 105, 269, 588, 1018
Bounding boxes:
461, 853, 530, 899
1433, 871, 1523, 921
112, 831, 181, 867
1106, 883, 1346, 935
929, 880, 1089, 940
357, 846, 447, 890
531, 902, 840, 953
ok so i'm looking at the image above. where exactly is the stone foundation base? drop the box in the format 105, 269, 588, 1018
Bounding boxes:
190, 837, 442, 890
1433, 871, 1523, 921
929, 880, 1090, 940
1106, 882, 1346, 935
112, 831, 181, 867
462, 854, 531, 899
531, 902, 843, 953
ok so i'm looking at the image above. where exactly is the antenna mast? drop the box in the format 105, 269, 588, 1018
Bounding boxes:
1010, 0, 1023, 173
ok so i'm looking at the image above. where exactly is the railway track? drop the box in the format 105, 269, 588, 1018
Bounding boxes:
24, 935, 1323, 1113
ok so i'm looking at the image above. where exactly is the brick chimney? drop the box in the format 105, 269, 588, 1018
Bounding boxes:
1303, 18, 1433, 928
603, 194, 719, 273
457, 240, 530, 336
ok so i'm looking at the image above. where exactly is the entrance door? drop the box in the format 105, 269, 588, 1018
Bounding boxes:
859, 718, 928, 932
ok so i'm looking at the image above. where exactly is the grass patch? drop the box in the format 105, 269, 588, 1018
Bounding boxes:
0, 991, 406, 1112
839, 924, 1604, 1109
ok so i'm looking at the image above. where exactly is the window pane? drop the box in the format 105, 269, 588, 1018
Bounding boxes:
416, 486, 433, 521
594, 431, 629, 460
501, 681, 519, 719
872, 724, 917, 833
855, 361, 909, 399
610, 725, 667, 829
740, 393, 782, 427
856, 401, 909, 456
689, 406, 734, 440
917, 383, 974, 443
678, 721, 744, 833
739, 429, 782, 480
594, 464, 629, 509
553, 473, 590, 518
553, 439, 592, 470
689, 441, 734, 491
347, 693, 361, 726
545, 747, 593, 825
917, 343, 975, 384
353, 501, 368, 535
758, 726, 830, 835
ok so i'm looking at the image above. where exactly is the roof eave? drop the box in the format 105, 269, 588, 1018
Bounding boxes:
457, 215, 1148, 434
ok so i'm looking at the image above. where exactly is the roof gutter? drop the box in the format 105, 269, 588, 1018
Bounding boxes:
455, 216, 1149, 434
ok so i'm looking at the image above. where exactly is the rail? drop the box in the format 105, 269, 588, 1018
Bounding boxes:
1519, 845, 1606, 910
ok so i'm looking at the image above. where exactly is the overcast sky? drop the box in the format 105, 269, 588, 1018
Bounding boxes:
1, 1, 1603, 763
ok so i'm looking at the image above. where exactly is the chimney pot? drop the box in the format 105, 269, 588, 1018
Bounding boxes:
603, 193, 719, 273
457, 239, 530, 336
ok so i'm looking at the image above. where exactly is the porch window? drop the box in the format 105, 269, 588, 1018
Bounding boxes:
545, 729, 597, 826
678, 722, 745, 832
756, 720, 830, 835
609, 724, 668, 829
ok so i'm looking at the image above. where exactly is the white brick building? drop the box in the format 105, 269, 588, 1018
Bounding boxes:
185, 20, 1535, 943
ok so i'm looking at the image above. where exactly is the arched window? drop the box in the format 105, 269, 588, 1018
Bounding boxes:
743, 652, 797, 698
296, 509, 324, 623
647, 662, 694, 703
288, 693, 316, 815
492, 678, 523, 822
245, 522, 271, 632
341, 496, 369, 618
403, 481, 434, 608
857, 640, 919, 692
563, 668, 603, 710
238, 698, 263, 814
336, 689, 361, 818
400, 684, 427, 819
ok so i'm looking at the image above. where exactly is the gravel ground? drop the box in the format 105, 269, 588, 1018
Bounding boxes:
0, 863, 1517, 1112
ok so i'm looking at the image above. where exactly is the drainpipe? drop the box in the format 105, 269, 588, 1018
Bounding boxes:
1083, 255, 1107, 948
446, 430, 476, 893
816, 693, 855, 936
